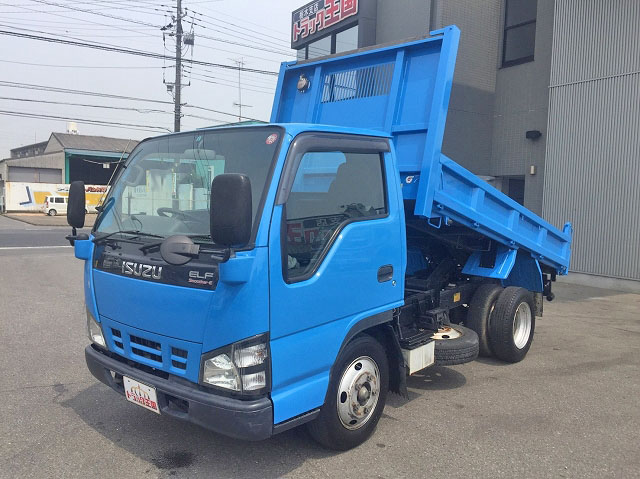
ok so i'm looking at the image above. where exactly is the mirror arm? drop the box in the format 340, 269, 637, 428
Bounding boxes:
66, 227, 89, 246
200, 246, 232, 263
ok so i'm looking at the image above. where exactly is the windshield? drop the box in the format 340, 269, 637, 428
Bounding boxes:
94, 126, 283, 242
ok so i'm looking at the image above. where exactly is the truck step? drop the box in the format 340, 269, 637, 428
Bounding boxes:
398, 329, 435, 350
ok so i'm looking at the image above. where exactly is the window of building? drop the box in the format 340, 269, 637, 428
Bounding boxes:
284, 150, 387, 281
307, 35, 332, 59
502, 0, 537, 67
297, 25, 360, 60
507, 176, 525, 205
335, 25, 359, 54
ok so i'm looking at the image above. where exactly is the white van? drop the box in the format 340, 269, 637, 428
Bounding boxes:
43, 195, 94, 215
42, 195, 68, 216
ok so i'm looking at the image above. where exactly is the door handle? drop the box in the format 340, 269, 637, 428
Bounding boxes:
377, 265, 393, 283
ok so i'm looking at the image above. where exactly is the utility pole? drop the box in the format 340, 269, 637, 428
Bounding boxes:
174, 0, 183, 132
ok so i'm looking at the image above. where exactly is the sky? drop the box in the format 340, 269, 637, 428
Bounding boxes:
0, 0, 304, 158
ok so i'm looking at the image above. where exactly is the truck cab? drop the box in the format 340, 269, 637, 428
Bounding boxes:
68, 26, 572, 450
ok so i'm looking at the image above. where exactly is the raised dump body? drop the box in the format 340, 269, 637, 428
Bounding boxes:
271, 25, 572, 276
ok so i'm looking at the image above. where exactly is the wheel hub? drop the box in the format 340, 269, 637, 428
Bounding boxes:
337, 357, 380, 430
513, 302, 532, 349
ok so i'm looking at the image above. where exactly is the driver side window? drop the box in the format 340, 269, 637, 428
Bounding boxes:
284, 150, 387, 282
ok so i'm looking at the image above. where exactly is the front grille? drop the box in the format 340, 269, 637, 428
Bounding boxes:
107, 327, 190, 374
111, 328, 124, 350
171, 347, 188, 370
131, 335, 161, 351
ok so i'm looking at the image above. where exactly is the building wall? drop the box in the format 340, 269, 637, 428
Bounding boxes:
375, 0, 554, 214
3, 152, 65, 171
2, 152, 65, 185
543, 0, 640, 281
374, 0, 502, 176
10, 141, 48, 159
433, 0, 502, 176
375, 0, 432, 45
491, 0, 554, 215
4, 181, 107, 212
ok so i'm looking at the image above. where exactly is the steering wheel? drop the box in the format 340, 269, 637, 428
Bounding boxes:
157, 207, 200, 222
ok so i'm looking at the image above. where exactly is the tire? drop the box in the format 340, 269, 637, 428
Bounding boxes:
466, 284, 503, 357
433, 325, 479, 366
48, 209, 57, 216
488, 286, 535, 363
307, 334, 389, 450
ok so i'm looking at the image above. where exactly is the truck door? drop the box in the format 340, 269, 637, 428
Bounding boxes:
268, 133, 405, 424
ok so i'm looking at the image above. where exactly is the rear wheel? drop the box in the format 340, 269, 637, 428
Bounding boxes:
307, 334, 388, 450
48, 209, 57, 216
488, 287, 535, 363
466, 284, 503, 357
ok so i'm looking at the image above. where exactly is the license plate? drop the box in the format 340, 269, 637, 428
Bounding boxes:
123, 376, 160, 414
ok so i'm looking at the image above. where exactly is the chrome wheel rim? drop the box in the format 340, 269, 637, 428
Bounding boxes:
337, 356, 380, 430
513, 302, 532, 349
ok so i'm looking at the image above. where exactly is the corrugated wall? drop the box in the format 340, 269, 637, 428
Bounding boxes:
544, 0, 640, 280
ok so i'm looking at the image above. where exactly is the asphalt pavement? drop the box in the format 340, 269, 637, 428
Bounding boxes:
0, 214, 84, 248
1, 215, 639, 478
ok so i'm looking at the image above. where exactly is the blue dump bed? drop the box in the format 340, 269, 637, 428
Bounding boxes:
271, 26, 572, 276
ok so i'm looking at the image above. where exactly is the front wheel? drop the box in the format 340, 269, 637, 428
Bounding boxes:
488, 287, 535, 363
307, 334, 389, 450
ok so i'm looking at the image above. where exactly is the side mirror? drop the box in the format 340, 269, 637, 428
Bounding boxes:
67, 181, 86, 229
210, 174, 252, 247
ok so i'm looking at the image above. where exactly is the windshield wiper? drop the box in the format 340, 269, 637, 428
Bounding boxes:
139, 233, 211, 254
184, 234, 213, 243
93, 230, 164, 244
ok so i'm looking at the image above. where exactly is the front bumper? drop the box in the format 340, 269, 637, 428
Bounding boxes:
85, 345, 274, 441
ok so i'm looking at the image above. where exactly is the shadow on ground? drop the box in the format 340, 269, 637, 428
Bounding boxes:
61, 366, 466, 477
62, 383, 324, 478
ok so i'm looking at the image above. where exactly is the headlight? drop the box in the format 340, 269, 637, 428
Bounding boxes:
202, 353, 240, 391
201, 334, 269, 395
86, 308, 106, 348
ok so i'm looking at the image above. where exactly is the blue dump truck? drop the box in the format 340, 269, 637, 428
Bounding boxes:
66, 26, 572, 450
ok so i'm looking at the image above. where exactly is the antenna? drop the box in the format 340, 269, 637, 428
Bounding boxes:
231, 57, 252, 121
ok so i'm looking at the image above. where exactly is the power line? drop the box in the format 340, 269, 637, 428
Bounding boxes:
0, 1, 161, 40
0, 60, 164, 70
19, 0, 296, 58
0, 109, 171, 133
191, 3, 291, 40
187, 72, 274, 95
0, 58, 167, 69
0, 95, 170, 113
0, 29, 279, 75
0, 80, 264, 121
28, 0, 161, 28
3, 4, 293, 64
191, 9, 293, 50
0, 95, 228, 123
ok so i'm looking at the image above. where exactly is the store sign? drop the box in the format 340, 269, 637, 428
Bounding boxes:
291, 0, 359, 49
